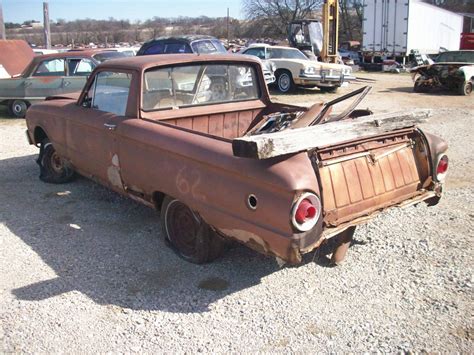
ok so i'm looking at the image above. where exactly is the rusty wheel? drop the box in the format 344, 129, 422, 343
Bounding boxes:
38, 140, 75, 184
161, 196, 226, 264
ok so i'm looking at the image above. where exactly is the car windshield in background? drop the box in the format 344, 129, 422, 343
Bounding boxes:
142, 63, 260, 111
436, 51, 474, 63
267, 48, 308, 60
92, 51, 128, 62
191, 39, 227, 54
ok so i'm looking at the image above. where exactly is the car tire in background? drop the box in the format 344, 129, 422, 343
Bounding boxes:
38, 139, 76, 184
275, 70, 295, 93
458, 80, 472, 96
9, 99, 30, 118
161, 196, 226, 264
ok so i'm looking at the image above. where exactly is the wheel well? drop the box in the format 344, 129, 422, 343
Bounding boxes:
152, 191, 166, 211
34, 127, 48, 145
275, 68, 291, 77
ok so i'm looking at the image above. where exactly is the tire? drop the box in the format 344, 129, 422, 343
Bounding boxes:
414, 77, 427, 93
276, 70, 295, 93
458, 81, 472, 96
37, 140, 75, 184
161, 196, 226, 264
318, 86, 338, 93
9, 99, 29, 118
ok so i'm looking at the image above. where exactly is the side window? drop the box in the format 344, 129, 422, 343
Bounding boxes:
191, 40, 218, 54
67, 58, 95, 76
244, 48, 265, 60
142, 64, 260, 111
33, 58, 65, 76
164, 42, 192, 54
86, 71, 132, 116
144, 42, 164, 55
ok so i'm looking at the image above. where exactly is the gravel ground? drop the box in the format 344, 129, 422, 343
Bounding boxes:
0, 73, 473, 352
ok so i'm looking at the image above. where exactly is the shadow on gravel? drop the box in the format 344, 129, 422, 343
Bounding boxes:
384, 86, 462, 96
2, 154, 323, 313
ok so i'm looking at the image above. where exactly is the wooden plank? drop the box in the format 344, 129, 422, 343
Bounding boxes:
232, 109, 431, 159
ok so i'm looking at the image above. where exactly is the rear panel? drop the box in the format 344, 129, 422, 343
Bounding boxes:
314, 129, 430, 227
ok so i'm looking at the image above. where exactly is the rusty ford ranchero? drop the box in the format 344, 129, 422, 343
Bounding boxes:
25, 54, 448, 265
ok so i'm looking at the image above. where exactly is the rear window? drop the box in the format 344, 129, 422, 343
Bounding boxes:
142, 63, 260, 111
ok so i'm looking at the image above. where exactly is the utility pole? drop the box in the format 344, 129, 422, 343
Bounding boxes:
43, 1, 51, 48
226, 7, 230, 45
0, 2, 6, 40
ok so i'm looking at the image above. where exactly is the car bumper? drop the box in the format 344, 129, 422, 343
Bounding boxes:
297, 74, 356, 87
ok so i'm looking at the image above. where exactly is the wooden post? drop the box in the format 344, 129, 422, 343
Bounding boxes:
43, 2, 51, 49
0, 3, 6, 40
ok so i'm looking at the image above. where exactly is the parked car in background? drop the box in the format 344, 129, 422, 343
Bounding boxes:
411, 50, 474, 95
25, 54, 447, 265
137, 35, 275, 85
0, 49, 127, 117
242, 45, 354, 93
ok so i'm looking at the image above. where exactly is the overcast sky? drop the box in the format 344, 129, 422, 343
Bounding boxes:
2, 0, 243, 23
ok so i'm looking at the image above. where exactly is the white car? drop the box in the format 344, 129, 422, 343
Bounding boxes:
242, 45, 354, 93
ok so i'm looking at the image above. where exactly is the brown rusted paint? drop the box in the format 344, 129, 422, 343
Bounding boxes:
0, 40, 34, 76
26, 54, 448, 264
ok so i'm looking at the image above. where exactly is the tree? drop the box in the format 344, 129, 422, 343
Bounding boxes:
242, 0, 323, 36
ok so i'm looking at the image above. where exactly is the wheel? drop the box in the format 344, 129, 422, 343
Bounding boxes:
161, 196, 226, 264
276, 70, 295, 93
414, 77, 427, 93
318, 86, 338, 93
458, 81, 472, 96
37, 140, 75, 184
9, 99, 29, 118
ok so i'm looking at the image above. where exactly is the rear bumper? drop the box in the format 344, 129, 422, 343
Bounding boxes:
299, 186, 443, 255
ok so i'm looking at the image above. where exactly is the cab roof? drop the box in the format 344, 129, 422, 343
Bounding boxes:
97, 53, 261, 72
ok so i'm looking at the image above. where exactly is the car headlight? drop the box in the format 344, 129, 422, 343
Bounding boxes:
304, 66, 317, 75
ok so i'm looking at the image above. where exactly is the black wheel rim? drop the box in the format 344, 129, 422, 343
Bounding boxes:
165, 200, 200, 258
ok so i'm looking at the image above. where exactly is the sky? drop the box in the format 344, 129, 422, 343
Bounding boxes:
1, 0, 244, 23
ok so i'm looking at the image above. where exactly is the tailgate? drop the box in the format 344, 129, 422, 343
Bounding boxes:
314, 128, 431, 227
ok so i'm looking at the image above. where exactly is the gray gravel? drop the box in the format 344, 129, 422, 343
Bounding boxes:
0, 75, 473, 352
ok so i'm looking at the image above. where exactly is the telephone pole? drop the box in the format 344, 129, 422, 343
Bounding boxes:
0, 2, 6, 40
43, 2, 51, 48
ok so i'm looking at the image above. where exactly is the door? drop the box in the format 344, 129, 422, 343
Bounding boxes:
25, 57, 65, 99
62, 58, 96, 94
65, 70, 133, 189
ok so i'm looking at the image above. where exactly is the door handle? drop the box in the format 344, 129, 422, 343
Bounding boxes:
104, 123, 116, 130
64, 80, 71, 87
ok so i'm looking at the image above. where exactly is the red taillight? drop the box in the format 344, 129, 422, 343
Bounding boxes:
437, 155, 448, 175
291, 193, 321, 232
295, 199, 317, 223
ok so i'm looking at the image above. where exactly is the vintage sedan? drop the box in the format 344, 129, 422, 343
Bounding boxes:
0, 49, 127, 117
242, 45, 354, 93
26, 54, 448, 265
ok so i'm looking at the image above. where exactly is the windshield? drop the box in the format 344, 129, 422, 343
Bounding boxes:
191, 39, 227, 54
436, 51, 474, 63
93, 51, 128, 63
267, 48, 308, 60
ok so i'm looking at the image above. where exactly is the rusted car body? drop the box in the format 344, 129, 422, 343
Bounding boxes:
25, 54, 448, 265
0, 49, 127, 117
411, 50, 474, 96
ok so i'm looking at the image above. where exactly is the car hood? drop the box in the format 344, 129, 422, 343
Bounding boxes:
411, 62, 474, 72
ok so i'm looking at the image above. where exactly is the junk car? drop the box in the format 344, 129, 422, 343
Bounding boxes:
411, 50, 474, 96
25, 54, 448, 265
242, 45, 354, 93
0, 49, 128, 117
137, 35, 276, 86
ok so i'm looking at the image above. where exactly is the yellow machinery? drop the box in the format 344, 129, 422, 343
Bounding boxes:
321, 0, 339, 63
